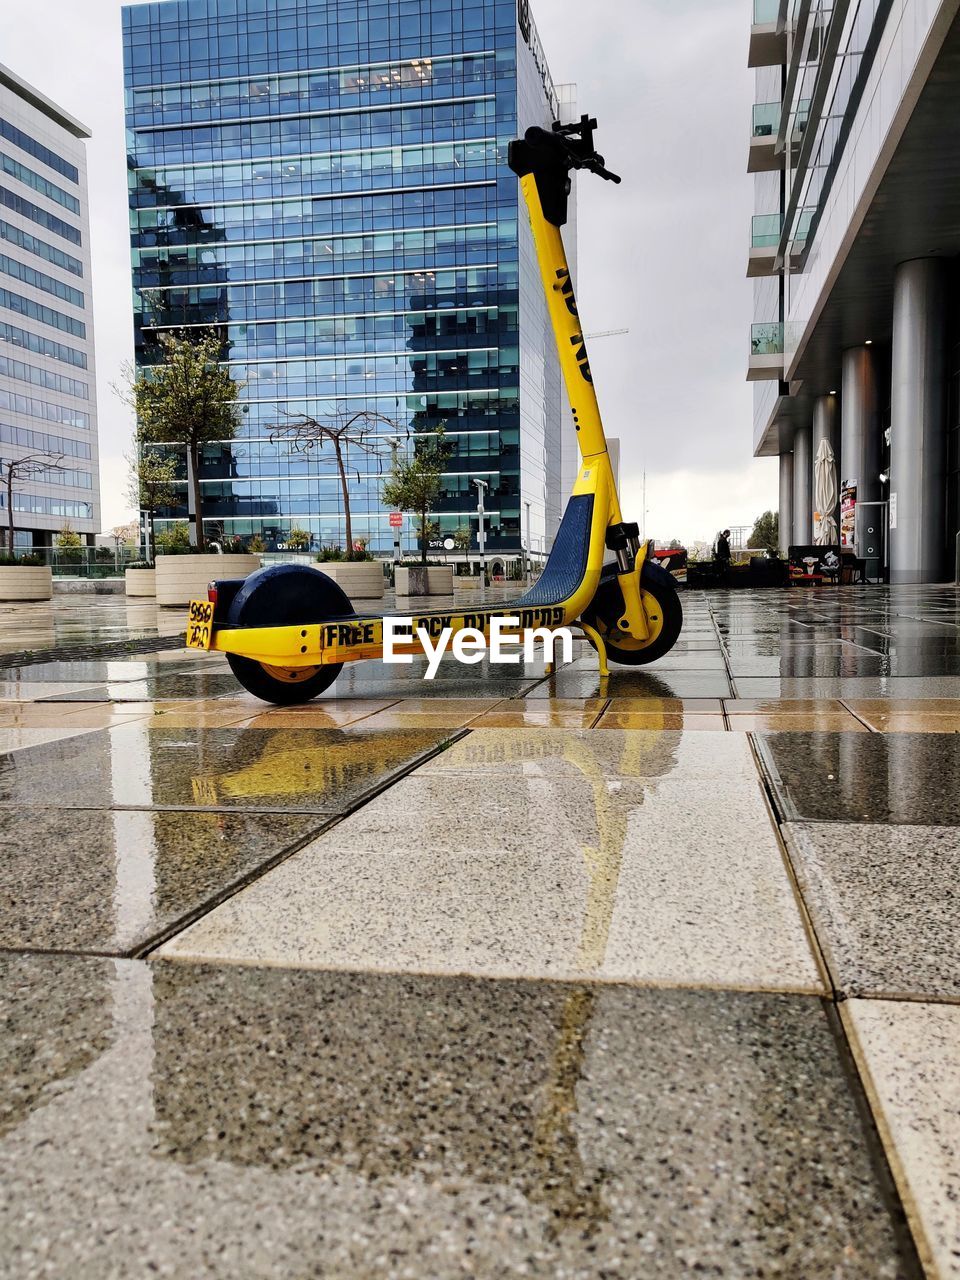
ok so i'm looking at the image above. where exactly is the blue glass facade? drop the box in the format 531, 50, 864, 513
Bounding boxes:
122, 0, 563, 556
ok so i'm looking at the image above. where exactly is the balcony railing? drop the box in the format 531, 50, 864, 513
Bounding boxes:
753, 0, 779, 22
751, 322, 784, 356
752, 102, 780, 137
752, 98, 811, 139
751, 214, 782, 248
793, 206, 815, 243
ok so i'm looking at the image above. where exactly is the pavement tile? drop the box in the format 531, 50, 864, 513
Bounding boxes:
606, 697, 724, 713
725, 699, 850, 713
526, 672, 733, 699
845, 699, 960, 716
844, 999, 960, 1280
0, 681, 103, 701
734, 676, 960, 700
0, 956, 914, 1278
783, 822, 960, 999
594, 712, 724, 730
419, 727, 759, 780
0, 725, 453, 813
0, 726, 100, 752
342, 710, 489, 729
0, 809, 327, 954
0, 661, 163, 683
161, 773, 821, 994
857, 714, 960, 733
0, 704, 152, 729
468, 699, 605, 728
728, 657, 894, 678
234, 699, 402, 728
723, 713, 867, 732
39, 673, 245, 703
755, 731, 960, 823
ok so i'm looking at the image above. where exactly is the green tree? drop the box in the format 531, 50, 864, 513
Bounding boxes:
749, 510, 779, 553
55, 521, 83, 565
127, 444, 178, 563
381, 430, 448, 566
126, 332, 242, 551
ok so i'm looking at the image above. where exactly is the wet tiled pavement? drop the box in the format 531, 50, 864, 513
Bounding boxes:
1, 586, 959, 1277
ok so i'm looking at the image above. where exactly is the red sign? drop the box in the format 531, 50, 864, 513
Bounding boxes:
388, 512, 403, 528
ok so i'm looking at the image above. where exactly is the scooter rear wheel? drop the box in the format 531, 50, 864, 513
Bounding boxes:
225, 563, 350, 704
581, 561, 683, 666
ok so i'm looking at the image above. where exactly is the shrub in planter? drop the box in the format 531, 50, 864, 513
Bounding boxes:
317, 545, 345, 562
286, 525, 311, 552
155, 522, 192, 554
0, 552, 43, 567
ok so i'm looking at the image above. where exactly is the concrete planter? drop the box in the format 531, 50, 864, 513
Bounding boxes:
395, 565, 454, 596
319, 561, 385, 600
0, 565, 52, 601
155, 553, 260, 607
125, 567, 156, 597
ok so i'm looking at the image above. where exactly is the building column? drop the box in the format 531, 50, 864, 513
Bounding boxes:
792, 422, 812, 543
841, 344, 881, 518
890, 258, 947, 583
812, 394, 839, 539
779, 449, 794, 555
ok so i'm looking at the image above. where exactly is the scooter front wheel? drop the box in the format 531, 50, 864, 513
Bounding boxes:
225, 563, 347, 704
581, 561, 683, 666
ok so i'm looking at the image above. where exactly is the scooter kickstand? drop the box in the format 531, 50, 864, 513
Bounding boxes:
578, 621, 610, 677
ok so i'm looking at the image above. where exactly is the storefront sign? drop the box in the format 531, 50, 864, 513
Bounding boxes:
840, 481, 857, 547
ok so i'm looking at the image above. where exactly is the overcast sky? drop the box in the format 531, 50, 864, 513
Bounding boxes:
2, 0, 775, 544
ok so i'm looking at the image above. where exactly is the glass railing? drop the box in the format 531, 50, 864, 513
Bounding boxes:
752, 102, 780, 137
751, 213, 781, 248
753, 98, 811, 141
753, 0, 779, 23
9, 546, 144, 577
793, 206, 815, 243
751, 322, 784, 356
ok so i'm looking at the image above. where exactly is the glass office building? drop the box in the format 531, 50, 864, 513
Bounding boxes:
0, 65, 100, 547
122, 0, 567, 558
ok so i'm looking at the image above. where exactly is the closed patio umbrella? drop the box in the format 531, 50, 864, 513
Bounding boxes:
814, 436, 839, 544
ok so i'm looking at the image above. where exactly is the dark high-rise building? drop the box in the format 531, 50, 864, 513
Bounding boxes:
122, 0, 569, 560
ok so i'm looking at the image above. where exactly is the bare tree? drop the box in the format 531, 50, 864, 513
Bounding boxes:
1, 452, 66, 555
270, 408, 405, 557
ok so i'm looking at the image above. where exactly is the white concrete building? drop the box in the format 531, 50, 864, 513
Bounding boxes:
0, 64, 99, 548
748, 1, 960, 582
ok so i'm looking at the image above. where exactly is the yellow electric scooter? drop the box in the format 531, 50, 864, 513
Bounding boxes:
185, 116, 682, 704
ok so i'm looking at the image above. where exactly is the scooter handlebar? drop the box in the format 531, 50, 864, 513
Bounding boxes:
523, 124, 620, 183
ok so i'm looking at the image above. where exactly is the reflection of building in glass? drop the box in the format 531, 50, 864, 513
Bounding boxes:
748, 4, 960, 582
122, 0, 568, 557
0, 65, 100, 546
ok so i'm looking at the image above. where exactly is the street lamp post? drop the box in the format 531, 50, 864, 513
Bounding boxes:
473, 477, 488, 599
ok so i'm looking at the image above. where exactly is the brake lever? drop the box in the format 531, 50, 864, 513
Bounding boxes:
583, 157, 622, 184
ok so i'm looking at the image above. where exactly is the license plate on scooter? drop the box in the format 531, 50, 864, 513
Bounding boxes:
186, 598, 214, 650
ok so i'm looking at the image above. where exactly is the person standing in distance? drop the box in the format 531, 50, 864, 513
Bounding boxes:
715, 529, 732, 576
